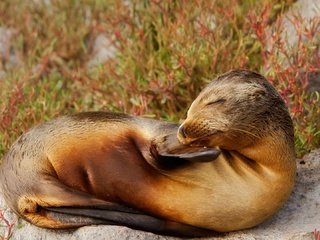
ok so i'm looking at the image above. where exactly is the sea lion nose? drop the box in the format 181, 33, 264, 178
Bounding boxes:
178, 126, 187, 139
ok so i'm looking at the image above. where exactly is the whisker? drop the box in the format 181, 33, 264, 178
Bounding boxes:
229, 127, 261, 139
197, 121, 261, 140
234, 123, 261, 131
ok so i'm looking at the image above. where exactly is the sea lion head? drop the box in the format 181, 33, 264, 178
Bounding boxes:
178, 70, 294, 150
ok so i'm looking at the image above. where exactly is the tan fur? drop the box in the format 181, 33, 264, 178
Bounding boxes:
0, 70, 296, 233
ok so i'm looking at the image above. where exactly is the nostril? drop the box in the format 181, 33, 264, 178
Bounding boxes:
178, 126, 187, 139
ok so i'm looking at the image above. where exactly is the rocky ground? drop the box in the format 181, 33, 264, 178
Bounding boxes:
0, 149, 319, 240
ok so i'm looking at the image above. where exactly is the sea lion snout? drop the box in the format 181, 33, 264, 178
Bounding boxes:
178, 126, 187, 140
177, 123, 210, 145
177, 125, 195, 145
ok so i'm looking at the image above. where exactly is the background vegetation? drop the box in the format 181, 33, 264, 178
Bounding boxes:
0, 0, 319, 162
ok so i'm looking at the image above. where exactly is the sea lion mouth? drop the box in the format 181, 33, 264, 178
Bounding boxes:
191, 131, 223, 146
178, 128, 223, 146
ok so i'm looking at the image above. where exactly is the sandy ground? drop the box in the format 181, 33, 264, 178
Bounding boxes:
1, 149, 319, 240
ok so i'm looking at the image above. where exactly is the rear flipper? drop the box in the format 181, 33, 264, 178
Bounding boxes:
43, 206, 217, 237
21, 182, 216, 237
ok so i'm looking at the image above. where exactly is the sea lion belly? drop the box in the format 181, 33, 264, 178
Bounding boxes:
158, 150, 293, 232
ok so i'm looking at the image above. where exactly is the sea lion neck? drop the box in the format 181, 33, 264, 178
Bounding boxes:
237, 131, 296, 173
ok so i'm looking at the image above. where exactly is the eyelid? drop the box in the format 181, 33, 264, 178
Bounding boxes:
207, 99, 226, 105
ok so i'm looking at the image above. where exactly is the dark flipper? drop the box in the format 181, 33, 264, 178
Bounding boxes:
159, 148, 221, 163
153, 133, 221, 163
44, 206, 216, 237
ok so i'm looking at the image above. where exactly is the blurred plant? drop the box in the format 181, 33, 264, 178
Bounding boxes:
248, 3, 320, 155
0, 209, 15, 240
0, 0, 318, 159
315, 229, 320, 240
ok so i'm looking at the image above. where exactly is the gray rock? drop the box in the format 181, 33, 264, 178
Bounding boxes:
281, 0, 320, 47
267, 0, 320, 93
305, 71, 320, 94
267, 0, 320, 52
87, 34, 117, 68
1, 149, 320, 240
0, 27, 20, 77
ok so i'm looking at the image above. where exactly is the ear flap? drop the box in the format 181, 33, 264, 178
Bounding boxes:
253, 88, 266, 97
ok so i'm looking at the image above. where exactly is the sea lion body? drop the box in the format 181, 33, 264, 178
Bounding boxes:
0, 70, 296, 236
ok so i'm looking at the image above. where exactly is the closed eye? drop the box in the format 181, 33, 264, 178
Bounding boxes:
206, 99, 226, 106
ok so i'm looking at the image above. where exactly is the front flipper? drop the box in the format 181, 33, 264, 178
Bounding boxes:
159, 148, 221, 163
44, 206, 216, 237
152, 133, 221, 163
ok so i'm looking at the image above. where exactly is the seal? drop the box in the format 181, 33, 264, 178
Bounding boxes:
0, 70, 296, 237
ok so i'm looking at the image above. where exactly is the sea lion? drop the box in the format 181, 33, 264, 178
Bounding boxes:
0, 70, 296, 237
